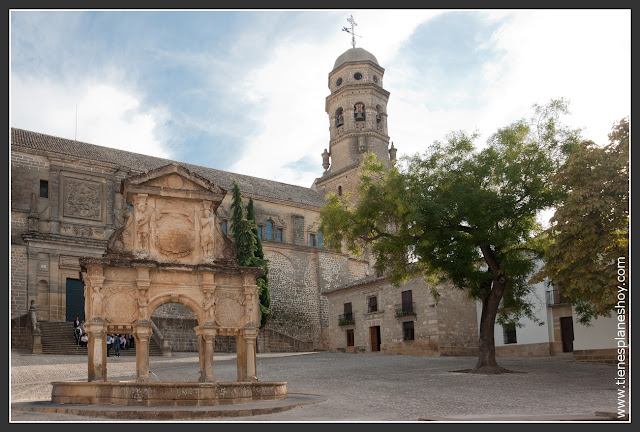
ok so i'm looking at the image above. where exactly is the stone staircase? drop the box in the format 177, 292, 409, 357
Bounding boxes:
39, 321, 162, 356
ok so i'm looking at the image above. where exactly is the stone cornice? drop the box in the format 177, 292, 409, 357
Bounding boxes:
21, 231, 108, 249
329, 129, 390, 147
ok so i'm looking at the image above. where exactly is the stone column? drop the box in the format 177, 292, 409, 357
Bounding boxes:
199, 325, 217, 383
85, 322, 106, 382
244, 328, 258, 382
236, 333, 247, 381
194, 326, 205, 379
134, 321, 152, 382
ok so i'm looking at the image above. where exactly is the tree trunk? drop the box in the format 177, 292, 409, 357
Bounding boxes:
473, 276, 509, 374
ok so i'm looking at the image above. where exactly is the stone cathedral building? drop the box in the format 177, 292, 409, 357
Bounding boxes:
11, 46, 480, 355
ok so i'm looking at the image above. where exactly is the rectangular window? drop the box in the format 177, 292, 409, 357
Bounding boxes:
503, 324, 517, 344
403, 321, 415, 341
367, 296, 378, 313
309, 233, 316, 247
401, 290, 413, 312
276, 228, 283, 242
39, 180, 49, 198
346, 329, 354, 347
257, 225, 263, 240
344, 302, 352, 315
317, 231, 324, 248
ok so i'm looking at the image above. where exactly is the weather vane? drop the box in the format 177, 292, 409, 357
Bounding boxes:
342, 15, 361, 49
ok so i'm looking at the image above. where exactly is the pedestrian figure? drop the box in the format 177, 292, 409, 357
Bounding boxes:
106, 334, 112, 357
114, 334, 120, 357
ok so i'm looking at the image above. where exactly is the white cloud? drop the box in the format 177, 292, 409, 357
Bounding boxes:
10, 74, 173, 159
228, 10, 443, 187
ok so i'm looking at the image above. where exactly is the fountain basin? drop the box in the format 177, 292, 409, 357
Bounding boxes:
51, 381, 287, 406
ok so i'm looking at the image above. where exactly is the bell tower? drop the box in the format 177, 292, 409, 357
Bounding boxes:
315, 45, 396, 198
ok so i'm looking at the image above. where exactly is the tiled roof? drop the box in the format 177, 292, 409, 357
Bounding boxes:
323, 275, 388, 295
11, 128, 327, 208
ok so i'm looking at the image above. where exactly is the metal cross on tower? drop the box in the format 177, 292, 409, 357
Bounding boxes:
342, 15, 360, 48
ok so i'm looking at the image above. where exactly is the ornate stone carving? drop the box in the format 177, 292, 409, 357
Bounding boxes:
200, 206, 215, 258
166, 174, 184, 189
155, 210, 195, 258
103, 289, 137, 323
215, 291, 245, 327
136, 196, 151, 252
107, 209, 133, 253
64, 177, 102, 220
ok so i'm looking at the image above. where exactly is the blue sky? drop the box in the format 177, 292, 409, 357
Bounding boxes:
10, 9, 630, 189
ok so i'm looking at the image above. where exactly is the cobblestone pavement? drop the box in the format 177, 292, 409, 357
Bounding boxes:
10, 350, 626, 422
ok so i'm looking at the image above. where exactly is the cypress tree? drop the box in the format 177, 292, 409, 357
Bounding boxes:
247, 198, 270, 328
230, 179, 257, 266
230, 180, 270, 328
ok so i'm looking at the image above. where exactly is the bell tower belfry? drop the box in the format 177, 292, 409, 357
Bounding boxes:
315, 43, 396, 198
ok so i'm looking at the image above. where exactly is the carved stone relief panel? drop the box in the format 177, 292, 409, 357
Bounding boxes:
154, 198, 196, 259
63, 177, 102, 221
215, 290, 245, 328
102, 286, 138, 324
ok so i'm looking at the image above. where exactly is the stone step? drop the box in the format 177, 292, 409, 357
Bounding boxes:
37, 321, 162, 356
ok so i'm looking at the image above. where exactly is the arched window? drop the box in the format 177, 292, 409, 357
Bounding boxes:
335, 108, 344, 127
338, 186, 342, 196
221, 220, 227, 234
376, 105, 383, 123
265, 220, 274, 240
354, 102, 365, 121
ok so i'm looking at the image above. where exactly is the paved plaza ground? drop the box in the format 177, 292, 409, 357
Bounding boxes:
10, 349, 628, 422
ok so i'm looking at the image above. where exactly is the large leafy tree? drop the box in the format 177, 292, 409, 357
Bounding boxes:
230, 180, 271, 328
531, 118, 629, 324
320, 99, 580, 373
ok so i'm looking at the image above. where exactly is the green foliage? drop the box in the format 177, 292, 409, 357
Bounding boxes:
230, 181, 270, 328
531, 118, 629, 324
320, 99, 581, 349
247, 198, 270, 328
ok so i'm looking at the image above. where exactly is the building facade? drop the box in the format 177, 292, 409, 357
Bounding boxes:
324, 276, 479, 356
10, 46, 396, 352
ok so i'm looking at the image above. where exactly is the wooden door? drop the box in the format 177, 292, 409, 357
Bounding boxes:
370, 326, 381, 352
65, 278, 85, 322
560, 317, 574, 352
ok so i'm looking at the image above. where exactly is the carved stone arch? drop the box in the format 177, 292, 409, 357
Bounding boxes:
354, 102, 366, 121
148, 294, 206, 327
335, 107, 345, 127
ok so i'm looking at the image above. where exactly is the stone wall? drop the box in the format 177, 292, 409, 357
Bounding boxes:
11, 314, 31, 350
325, 276, 479, 357
150, 316, 199, 352
11, 245, 28, 318
263, 249, 320, 347
436, 282, 479, 356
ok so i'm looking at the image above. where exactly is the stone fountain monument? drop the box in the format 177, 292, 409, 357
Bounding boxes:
51, 163, 286, 406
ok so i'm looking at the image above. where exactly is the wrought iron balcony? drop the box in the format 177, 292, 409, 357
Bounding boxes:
546, 289, 568, 306
338, 313, 355, 326
395, 303, 416, 318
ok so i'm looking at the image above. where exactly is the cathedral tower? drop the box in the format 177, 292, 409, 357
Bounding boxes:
315, 47, 396, 198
